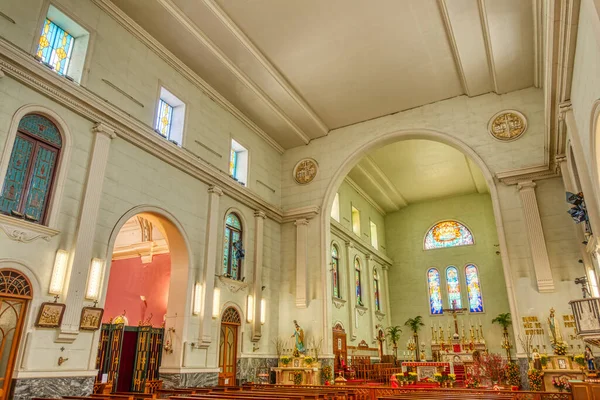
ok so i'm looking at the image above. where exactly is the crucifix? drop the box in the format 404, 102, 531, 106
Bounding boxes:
442, 300, 467, 339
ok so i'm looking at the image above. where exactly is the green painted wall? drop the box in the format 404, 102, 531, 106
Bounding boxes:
385, 192, 512, 357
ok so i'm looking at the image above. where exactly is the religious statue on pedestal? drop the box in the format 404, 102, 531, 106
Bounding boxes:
292, 320, 305, 356
585, 346, 596, 371
547, 308, 567, 355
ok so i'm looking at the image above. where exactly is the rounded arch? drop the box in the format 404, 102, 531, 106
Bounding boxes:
0, 104, 73, 228
102, 205, 193, 368
330, 240, 342, 299
221, 207, 248, 280
588, 99, 600, 202
333, 321, 345, 331
426, 267, 443, 315
464, 263, 485, 313
218, 301, 245, 357
319, 129, 519, 349
423, 219, 475, 250
221, 306, 242, 325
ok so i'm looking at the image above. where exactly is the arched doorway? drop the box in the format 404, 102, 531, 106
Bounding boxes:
218, 307, 241, 386
0, 269, 32, 400
95, 208, 191, 393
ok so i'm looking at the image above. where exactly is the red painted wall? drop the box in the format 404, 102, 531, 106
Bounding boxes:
103, 254, 171, 326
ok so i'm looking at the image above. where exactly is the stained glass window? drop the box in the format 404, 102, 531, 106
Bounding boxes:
465, 264, 484, 313
0, 115, 61, 224
37, 19, 75, 76
223, 213, 243, 280
427, 268, 443, 315
424, 220, 474, 250
155, 99, 174, 138
331, 245, 341, 298
354, 258, 363, 306
229, 149, 238, 178
446, 266, 462, 309
373, 269, 381, 312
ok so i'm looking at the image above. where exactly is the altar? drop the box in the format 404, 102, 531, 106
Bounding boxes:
271, 357, 322, 385
401, 361, 451, 381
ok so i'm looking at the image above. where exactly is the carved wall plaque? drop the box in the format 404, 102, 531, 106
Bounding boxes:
293, 158, 318, 184
488, 110, 527, 141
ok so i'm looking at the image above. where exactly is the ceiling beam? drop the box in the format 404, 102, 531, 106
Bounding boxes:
202, 0, 329, 137
437, 0, 471, 96
361, 156, 408, 208
477, 0, 500, 93
344, 177, 387, 216
156, 0, 311, 145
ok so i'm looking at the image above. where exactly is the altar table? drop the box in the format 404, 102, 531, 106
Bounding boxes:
401, 362, 452, 381
271, 367, 321, 385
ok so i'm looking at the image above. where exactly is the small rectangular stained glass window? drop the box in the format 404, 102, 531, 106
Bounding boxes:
229, 149, 238, 177
37, 19, 75, 76
155, 99, 174, 138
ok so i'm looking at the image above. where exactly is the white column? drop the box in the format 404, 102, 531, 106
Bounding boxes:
252, 210, 266, 341
382, 265, 392, 328
295, 219, 309, 308
198, 185, 223, 348
517, 180, 555, 292
345, 241, 357, 340
60, 123, 115, 340
365, 254, 377, 343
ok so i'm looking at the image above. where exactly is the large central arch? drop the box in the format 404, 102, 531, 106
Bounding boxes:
319, 129, 519, 352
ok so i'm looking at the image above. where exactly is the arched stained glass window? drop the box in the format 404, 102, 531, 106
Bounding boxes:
446, 266, 462, 309
331, 244, 341, 298
0, 114, 62, 224
424, 220, 474, 250
355, 258, 363, 306
427, 268, 443, 315
465, 264, 484, 313
373, 269, 381, 312
223, 213, 243, 280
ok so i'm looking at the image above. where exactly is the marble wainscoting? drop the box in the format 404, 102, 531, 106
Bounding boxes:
320, 358, 334, 385
517, 358, 530, 390
237, 357, 278, 384
160, 372, 218, 389
11, 376, 94, 400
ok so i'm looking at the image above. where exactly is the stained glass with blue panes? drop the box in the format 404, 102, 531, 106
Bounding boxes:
37, 19, 75, 75
465, 264, 484, 313
428, 268, 443, 314
424, 220, 474, 250
446, 266, 462, 309
223, 213, 242, 280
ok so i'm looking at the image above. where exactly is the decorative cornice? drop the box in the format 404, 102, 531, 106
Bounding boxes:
90, 0, 284, 154
0, 38, 286, 223
344, 177, 386, 216
282, 205, 320, 223
216, 275, 249, 293
0, 214, 59, 243
92, 122, 116, 139
332, 297, 346, 309
496, 164, 560, 186
355, 305, 368, 316
331, 219, 392, 267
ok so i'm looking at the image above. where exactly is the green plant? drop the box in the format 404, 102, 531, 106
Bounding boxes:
303, 356, 314, 365
322, 365, 332, 383
528, 369, 543, 391
505, 362, 521, 387
574, 354, 586, 366
540, 355, 548, 367
404, 316, 424, 357
280, 356, 291, 366
293, 370, 303, 385
386, 325, 402, 358
554, 342, 568, 355
492, 313, 512, 330
448, 373, 456, 382
408, 372, 418, 382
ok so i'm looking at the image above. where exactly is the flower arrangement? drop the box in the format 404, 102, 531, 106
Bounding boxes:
280, 356, 291, 366
407, 372, 418, 383
395, 373, 406, 383
433, 373, 444, 383
574, 354, 586, 367
293, 370, 303, 385
505, 363, 521, 388
448, 373, 456, 382
528, 369, 543, 391
552, 377, 571, 392
303, 356, 315, 366
540, 354, 548, 368
464, 376, 480, 388
322, 365, 332, 384
553, 341, 568, 356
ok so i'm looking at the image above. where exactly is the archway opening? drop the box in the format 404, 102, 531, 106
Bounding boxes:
95, 210, 190, 394
323, 136, 515, 382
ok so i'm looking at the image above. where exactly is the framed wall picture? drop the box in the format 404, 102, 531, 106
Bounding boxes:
79, 307, 104, 331
35, 302, 66, 328
557, 358, 568, 370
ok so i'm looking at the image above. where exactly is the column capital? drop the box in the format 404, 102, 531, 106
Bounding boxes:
92, 122, 116, 139
345, 241, 354, 249
208, 185, 223, 196
254, 210, 266, 219
365, 253, 373, 261
517, 180, 536, 191
382, 265, 389, 272
294, 218, 309, 226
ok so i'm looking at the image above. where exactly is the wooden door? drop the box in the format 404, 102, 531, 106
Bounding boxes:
0, 270, 32, 400
218, 308, 241, 386
333, 323, 347, 371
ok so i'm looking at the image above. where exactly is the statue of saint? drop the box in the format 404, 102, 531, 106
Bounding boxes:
291, 320, 305, 356
547, 308, 564, 345
532, 348, 542, 370
585, 346, 596, 371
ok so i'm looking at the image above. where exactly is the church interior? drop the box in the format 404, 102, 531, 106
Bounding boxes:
2, 0, 600, 399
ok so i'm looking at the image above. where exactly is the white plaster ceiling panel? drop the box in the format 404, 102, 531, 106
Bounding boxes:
215, 0, 465, 129
484, 0, 535, 93
349, 140, 489, 209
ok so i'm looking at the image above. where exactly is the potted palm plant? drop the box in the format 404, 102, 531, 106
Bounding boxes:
492, 313, 512, 360
386, 325, 402, 361
405, 316, 425, 360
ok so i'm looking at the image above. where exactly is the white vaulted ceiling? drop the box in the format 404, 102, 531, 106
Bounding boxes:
107, 0, 538, 150
347, 140, 489, 213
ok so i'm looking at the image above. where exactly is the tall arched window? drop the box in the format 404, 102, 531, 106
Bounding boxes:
465, 264, 484, 313
0, 114, 62, 224
223, 213, 243, 280
373, 269, 381, 312
331, 244, 341, 298
446, 266, 462, 309
354, 257, 363, 306
424, 220, 474, 250
427, 268, 443, 315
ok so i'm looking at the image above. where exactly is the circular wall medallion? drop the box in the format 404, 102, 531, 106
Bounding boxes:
293, 158, 318, 184
487, 110, 527, 141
